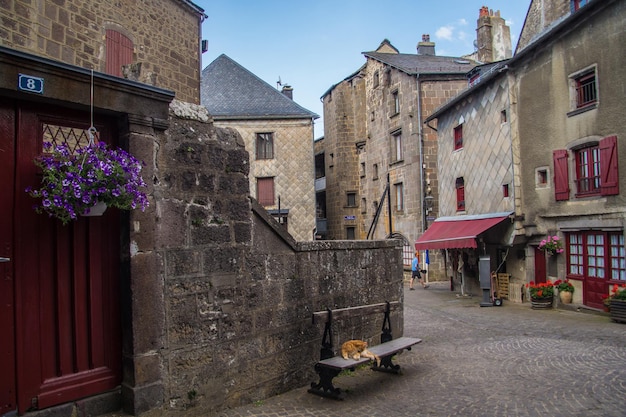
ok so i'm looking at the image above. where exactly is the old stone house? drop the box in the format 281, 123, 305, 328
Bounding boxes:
318, 7, 512, 275
200, 54, 319, 241
420, 0, 625, 308
514, 0, 625, 309
419, 58, 521, 299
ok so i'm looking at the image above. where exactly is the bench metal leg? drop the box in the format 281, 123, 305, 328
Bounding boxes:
371, 354, 402, 374
308, 364, 345, 400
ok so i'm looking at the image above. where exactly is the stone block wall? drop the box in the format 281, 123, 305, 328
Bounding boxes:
134, 103, 405, 415
0, 0, 203, 103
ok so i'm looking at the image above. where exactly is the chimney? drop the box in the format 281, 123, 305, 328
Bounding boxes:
417, 34, 435, 56
476, 6, 512, 63
281, 85, 293, 100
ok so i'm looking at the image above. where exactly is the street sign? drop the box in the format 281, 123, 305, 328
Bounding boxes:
18, 74, 44, 94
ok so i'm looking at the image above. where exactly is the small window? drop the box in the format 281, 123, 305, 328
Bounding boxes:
373, 71, 379, 88
361, 198, 367, 214
373, 163, 379, 180
346, 227, 356, 240
371, 111, 375, 121
502, 184, 510, 198
391, 90, 400, 115
257, 177, 275, 206
536, 168, 549, 188
256, 132, 274, 159
575, 71, 597, 108
500, 109, 507, 124
454, 125, 463, 151
395, 183, 404, 211
360, 162, 366, 177
569, 67, 597, 114
347, 192, 357, 207
571, 0, 589, 12
392, 131, 403, 162
456, 177, 465, 212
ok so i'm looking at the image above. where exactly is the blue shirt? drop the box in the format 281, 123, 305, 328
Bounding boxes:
411, 257, 419, 271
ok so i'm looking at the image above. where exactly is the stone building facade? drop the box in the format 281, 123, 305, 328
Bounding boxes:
318, 7, 514, 277
201, 54, 318, 241
320, 37, 478, 275
420, 0, 626, 307
0, 0, 206, 103
513, 0, 625, 309
422, 62, 524, 298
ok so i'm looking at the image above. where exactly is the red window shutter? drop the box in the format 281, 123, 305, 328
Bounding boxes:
600, 135, 619, 196
257, 178, 275, 206
553, 149, 570, 201
105, 30, 133, 77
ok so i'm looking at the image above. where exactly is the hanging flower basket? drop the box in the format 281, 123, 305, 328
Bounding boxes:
81, 200, 108, 217
26, 141, 149, 225
538, 235, 564, 255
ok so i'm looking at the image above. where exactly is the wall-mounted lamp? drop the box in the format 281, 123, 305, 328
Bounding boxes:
424, 194, 434, 215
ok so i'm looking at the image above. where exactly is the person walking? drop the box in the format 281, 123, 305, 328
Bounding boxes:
410, 251, 428, 290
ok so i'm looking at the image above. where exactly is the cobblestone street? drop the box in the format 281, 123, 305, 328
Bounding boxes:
212, 282, 626, 417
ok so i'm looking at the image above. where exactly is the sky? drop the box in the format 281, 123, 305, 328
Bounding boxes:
196, 1, 531, 139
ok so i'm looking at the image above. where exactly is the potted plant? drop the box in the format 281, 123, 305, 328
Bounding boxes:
526, 281, 554, 309
553, 279, 574, 304
538, 235, 564, 255
605, 284, 626, 323
26, 141, 149, 225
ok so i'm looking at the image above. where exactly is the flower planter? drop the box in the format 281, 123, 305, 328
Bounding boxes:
609, 299, 626, 323
559, 291, 573, 304
81, 201, 107, 217
531, 296, 553, 309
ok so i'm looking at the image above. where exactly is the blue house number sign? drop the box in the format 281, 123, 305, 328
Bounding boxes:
18, 74, 44, 94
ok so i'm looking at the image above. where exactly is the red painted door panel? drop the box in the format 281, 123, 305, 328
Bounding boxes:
4, 104, 122, 413
534, 247, 547, 284
0, 102, 17, 415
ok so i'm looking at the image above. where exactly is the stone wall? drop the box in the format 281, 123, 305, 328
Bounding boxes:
0, 0, 203, 103
141, 103, 405, 414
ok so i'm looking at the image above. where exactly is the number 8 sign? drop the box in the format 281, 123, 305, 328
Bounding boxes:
18, 74, 44, 94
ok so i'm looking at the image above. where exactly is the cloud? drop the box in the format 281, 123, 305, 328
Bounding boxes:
435, 25, 454, 41
458, 18, 468, 26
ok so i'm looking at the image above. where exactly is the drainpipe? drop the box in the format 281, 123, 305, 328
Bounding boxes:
416, 76, 426, 236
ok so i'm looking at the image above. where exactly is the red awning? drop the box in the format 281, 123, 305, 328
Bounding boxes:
415, 215, 510, 250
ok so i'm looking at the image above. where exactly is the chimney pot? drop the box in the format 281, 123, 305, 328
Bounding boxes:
281, 85, 293, 100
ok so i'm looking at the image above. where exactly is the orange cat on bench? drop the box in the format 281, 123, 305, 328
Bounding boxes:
341, 340, 381, 367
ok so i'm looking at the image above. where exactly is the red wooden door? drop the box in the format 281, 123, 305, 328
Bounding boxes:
1, 103, 122, 414
581, 233, 608, 309
534, 247, 547, 284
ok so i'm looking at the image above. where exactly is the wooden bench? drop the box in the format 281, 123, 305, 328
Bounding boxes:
308, 301, 422, 399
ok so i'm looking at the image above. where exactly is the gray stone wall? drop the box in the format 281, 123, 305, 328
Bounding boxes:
141, 103, 404, 414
